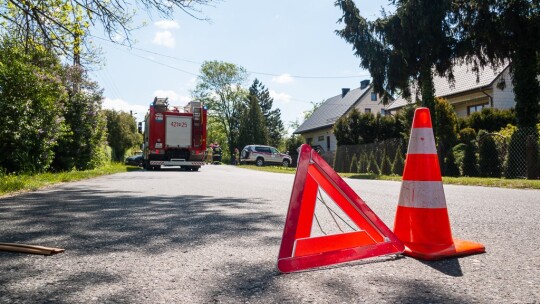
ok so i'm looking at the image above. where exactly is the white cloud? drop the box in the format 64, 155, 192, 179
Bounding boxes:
269, 90, 292, 104
272, 73, 294, 84
154, 20, 180, 30
102, 97, 147, 122
153, 31, 175, 48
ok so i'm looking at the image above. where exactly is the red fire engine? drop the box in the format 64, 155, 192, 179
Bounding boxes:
142, 97, 207, 171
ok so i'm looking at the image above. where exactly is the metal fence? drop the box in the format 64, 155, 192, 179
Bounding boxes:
334, 138, 406, 174
332, 129, 539, 179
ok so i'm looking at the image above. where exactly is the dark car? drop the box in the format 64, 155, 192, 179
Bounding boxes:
125, 154, 143, 166
240, 145, 292, 167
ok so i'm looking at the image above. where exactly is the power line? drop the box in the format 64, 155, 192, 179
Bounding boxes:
90, 35, 371, 80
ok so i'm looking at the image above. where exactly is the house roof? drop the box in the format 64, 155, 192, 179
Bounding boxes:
385, 62, 509, 111
294, 86, 371, 134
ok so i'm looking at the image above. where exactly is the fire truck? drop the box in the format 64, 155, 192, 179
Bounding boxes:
141, 97, 207, 171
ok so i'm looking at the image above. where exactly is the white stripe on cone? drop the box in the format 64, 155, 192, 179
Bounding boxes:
398, 181, 447, 209
407, 128, 437, 155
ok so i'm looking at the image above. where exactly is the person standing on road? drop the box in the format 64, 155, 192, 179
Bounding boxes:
212, 142, 222, 164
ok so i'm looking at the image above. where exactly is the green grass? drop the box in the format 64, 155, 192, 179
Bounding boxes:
237, 165, 297, 174
239, 165, 540, 189
0, 163, 137, 196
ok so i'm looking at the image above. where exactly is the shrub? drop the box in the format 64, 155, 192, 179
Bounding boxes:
443, 150, 460, 177
434, 98, 459, 151
367, 153, 380, 174
462, 140, 479, 177
478, 131, 502, 177
349, 154, 358, 173
468, 108, 516, 133
358, 153, 368, 173
380, 154, 393, 175
505, 127, 537, 178
392, 149, 405, 175
452, 143, 467, 171
459, 128, 477, 144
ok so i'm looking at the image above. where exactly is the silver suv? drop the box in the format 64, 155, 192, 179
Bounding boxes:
240, 145, 292, 167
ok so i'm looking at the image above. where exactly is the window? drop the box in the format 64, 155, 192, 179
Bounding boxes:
270, 148, 279, 154
467, 103, 488, 115
371, 92, 377, 101
326, 136, 330, 151
306, 138, 312, 144
255, 147, 271, 153
318, 135, 324, 141
365, 108, 371, 114
380, 109, 386, 115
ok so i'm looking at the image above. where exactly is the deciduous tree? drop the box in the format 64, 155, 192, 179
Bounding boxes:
193, 61, 248, 156
0, 37, 66, 173
0, 0, 216, 63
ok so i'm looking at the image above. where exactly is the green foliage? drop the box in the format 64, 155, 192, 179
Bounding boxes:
380, 154, 392, 175
207, 115, 228, 152
367, 153, 380, 174
251, 79, 284, 148
478, 131, 502, 178
392, 149, 404, 176
468, 108, 516, 133
349, 154, 358, 173
358, 153, 368, 173
285, 135, 304, 155
0, 162, 131, 196
452, 1, 540, 129
51, 66, 108, 171
237, 95, 269, 150
334, 110, 402, 146
395, 104, 417, 142
459, 128, 477, 144
443, 150, 460, 177
498, 124, 518, 138
457, 117, 469, 131
435, 98, 458, 144
452, 143, 467, 173
103, 110, 140, 161
336, 0, 454, 113
505, 127, 536, 178
0, 0, 214, 65
193, 61, 248, 155
334, 108, 363, 145
434, 98, 458, 172
0, 38, 66, 173
462, 141, 479, 177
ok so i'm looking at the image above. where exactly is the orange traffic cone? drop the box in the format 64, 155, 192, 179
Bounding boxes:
393, 107, 485, 260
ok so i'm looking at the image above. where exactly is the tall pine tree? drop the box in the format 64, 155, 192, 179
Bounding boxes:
249, 79, 284, 148
237, 95, 269, 150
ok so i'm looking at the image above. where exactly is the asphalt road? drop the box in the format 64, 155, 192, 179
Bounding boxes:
0, 165, 539, 303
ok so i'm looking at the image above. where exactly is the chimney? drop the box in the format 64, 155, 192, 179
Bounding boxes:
341, 88, 350, 97
360, 79, 370, 89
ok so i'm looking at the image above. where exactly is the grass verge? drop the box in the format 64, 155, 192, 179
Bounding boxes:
0, 163, 138, 196
239, 165, 540, 189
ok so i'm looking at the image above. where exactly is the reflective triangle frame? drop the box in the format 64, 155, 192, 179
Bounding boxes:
277, 144, 404, 273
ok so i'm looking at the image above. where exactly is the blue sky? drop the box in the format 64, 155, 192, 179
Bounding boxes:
92, 0, 392, 131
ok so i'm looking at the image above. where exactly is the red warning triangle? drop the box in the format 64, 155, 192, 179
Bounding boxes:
277, 144, 404, 273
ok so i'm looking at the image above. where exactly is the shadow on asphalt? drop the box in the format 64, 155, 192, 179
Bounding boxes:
420, 258, 463, 277
0, 188, 281, 256
0, 184, 473, 303
211, 262, 473, 304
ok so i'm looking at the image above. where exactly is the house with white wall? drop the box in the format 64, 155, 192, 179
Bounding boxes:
293, 80, 385, 153
385, 63, 515, 116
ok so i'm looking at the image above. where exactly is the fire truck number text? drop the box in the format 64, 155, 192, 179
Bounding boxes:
171, 121, 188, 128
